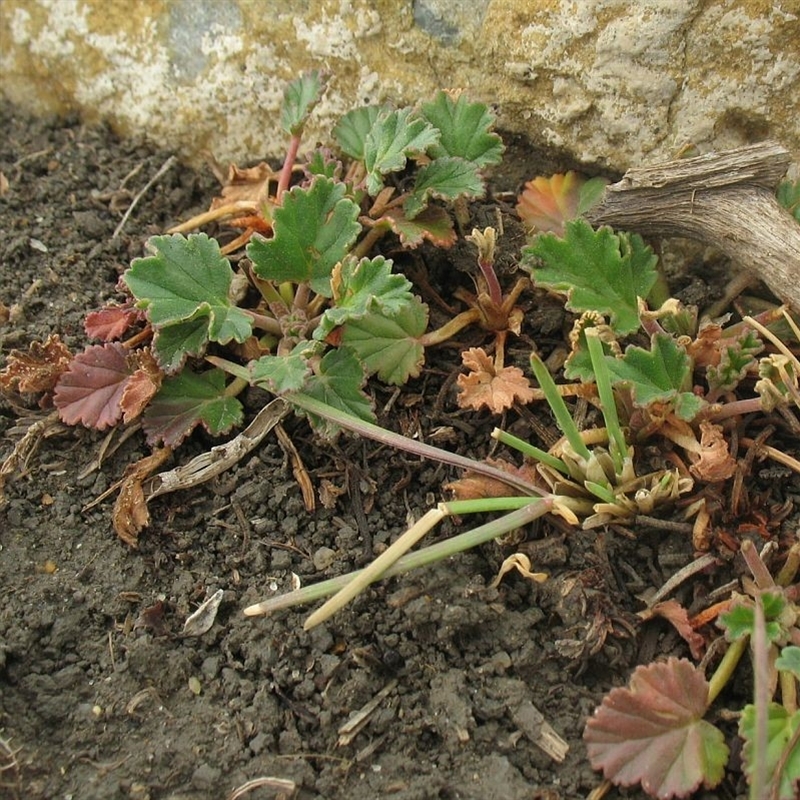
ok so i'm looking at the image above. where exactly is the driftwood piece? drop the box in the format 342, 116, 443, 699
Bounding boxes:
585, 141, 800, 311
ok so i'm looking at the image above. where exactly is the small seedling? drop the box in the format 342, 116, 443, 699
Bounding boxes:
585, 540, 800, 799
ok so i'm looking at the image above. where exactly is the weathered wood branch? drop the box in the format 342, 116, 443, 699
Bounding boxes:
585, 141, 800, 311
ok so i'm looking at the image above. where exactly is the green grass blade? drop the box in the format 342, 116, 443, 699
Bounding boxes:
585, 328, 627, 473
529, 354, 592, 460
244, 500, 552, 618
491, 427, 568, 474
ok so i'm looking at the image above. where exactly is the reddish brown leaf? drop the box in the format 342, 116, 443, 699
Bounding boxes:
640, 600, 707, 660
456, 347, 535, 412
0, 334, 72, 393
53, 342, 132, 429
383, 205, 457, 249
84, 306, 141, 341
584, 657, 728, 799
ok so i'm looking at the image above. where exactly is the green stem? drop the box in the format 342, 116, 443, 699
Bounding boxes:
288, 392, 546, 497
751, 597, 769, 800
244, 500, 552, 618
740, 538, 776, 590
707, 635, 748, 705
224, 376, 249, 398
293, 282, 310, 312
351, 221, 390, 260
244, 309, 283, 336
778, 656, 797, 715
585, 328, 627, 473
529, 354, 592, 461
442, 496, 546, 515
419, 308, 482, 346
647, 266, 671, 310
583, 480, 617, 505
744, 313, 799, 365
705, 396, 763, 422
254, 276, 289, 309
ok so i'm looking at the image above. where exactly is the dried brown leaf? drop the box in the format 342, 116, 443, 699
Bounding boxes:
0, 334, 72, 393
689, 421, 737, 483
456, 347, 535, 413
686, 322, 723, 368
319, 478, 346, 509
445, 457, 538, 500
210, 162, 278, 209
112, 447, 172, 546
133, 600, 168, 636
489, 553, 548, 588
120, 349, 162, 423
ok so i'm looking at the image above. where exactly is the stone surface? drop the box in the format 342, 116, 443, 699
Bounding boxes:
1, 0, 799, 171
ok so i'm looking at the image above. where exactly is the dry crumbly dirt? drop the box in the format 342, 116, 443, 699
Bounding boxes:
0, 104, 774, 800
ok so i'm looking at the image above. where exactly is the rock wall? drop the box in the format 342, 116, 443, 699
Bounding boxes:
1, 0, 798, 171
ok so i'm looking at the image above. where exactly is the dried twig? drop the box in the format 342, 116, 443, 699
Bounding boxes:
227, 777, 297, 800
587, 141, 800, 311
113, 156, 176, 238
145, 397, 289, 500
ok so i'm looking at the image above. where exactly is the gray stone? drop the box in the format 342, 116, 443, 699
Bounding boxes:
1, 1, 798, 172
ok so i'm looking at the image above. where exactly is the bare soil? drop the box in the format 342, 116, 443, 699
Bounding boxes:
0, 104, 769, 799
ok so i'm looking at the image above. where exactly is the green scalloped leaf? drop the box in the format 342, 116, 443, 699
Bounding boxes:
522, 219, 658, 335
306, 149, 341, 179
124, 233, 253, 345
142, 368, 244, 448
363, 108, 440, 195
246, 341, 319, 394
404, 156, 485, 219
706, 329, 763, 393
776, 645, 800, 680
719, 592, 789, 642
420, 91, 504, 167
281, 70, 324, 136
339, 297, 428, 385
293, 348, 375, 437
151, 317, 209, 373
333, 105, 388, 161
605, 333, 703, 421
246, 177, 360, 297
315, 256, 414, 341
740, 703, 800, 800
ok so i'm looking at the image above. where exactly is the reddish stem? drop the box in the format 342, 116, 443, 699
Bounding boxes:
477, 257, 503, 307
276, 134, 302, 201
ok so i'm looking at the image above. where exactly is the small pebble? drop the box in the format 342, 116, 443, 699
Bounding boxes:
312, 546, 336, 571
